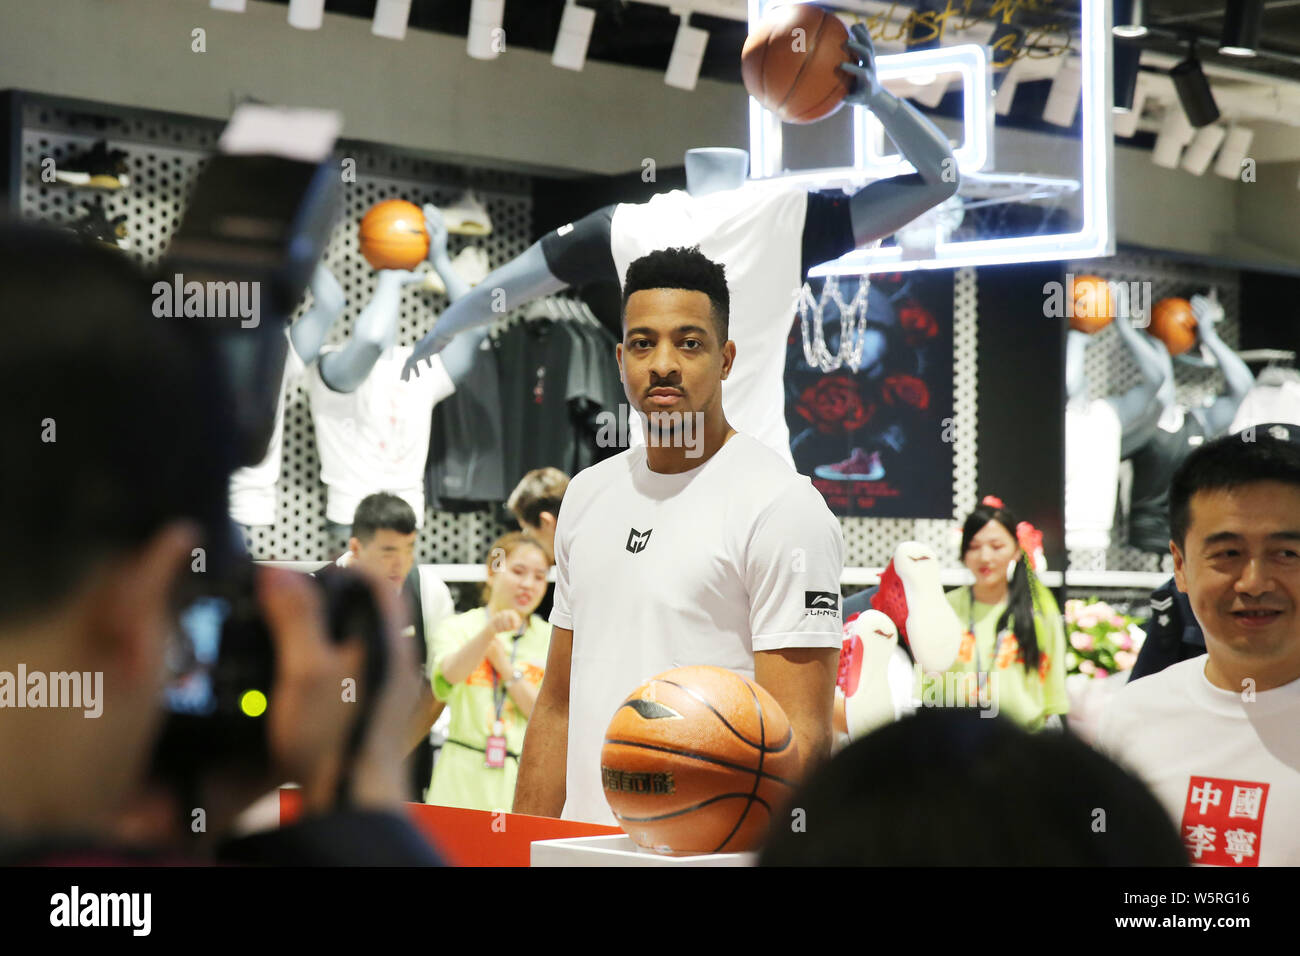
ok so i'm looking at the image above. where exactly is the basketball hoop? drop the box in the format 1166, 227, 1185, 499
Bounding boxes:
796, 274, 872, 373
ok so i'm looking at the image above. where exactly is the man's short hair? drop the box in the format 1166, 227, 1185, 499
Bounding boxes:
623, 246, 730, 342
1169, 431, 1300, 548
0, 221, 234, 627
506, 467, 570, 529
351, 493, 417, 543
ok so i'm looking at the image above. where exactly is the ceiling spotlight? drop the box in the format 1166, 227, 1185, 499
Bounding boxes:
665, 15, 709, 91
1113, 39, 1140, 112
1213, 125, 1254, 178
1114, 0, 1148, 38
287, 0, 325, 30
1152, 106, 1194, 168
1181, 124, 1226, 176
1170, 49, 1220, 128
210, 0, 246, 11
468, 0, 506, 60
1042, 57, 1082, 127
553, 1, 597, 72
1220, 0, 1264, 56
373, 0, 412, 40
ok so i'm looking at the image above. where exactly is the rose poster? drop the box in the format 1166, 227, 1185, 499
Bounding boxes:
784, 270, 955, 518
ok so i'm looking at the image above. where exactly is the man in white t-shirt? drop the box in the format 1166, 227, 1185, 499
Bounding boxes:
513, 247, 844, 826
1098, 432, 1300, 866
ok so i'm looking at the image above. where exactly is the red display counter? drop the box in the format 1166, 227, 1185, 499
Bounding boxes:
278, 789, 621, 866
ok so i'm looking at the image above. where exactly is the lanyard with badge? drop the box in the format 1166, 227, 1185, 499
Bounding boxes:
484, 621, 525, 770
969, 591, 1005, 700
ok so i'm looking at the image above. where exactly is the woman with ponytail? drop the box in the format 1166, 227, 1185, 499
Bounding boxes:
940, 496, 1069, 731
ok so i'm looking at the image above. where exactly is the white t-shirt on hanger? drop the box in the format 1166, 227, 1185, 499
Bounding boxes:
549, 432, 845, 825
1065, 398, 1122, 550
308, 344, 454, 527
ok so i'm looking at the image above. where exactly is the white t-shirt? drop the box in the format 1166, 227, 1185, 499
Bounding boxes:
307, 344, 455, 527
549, 432, 845, 825
609, 184, 809, 469
228, 331, 307, 527
1098, 656, 1300, 866
1229, 380, 1300, 432
1065, 398, 1122, 550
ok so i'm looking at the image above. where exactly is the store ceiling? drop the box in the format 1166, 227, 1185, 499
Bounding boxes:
260, 1, 1300, 84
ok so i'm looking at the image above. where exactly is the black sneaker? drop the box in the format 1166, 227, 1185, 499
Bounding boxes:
66, 197, 129, 251
54, 140, 131, 190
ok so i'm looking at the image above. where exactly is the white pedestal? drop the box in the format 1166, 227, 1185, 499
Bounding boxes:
530, 834, 755, 867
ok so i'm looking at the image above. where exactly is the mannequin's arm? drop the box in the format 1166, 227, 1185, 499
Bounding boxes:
1194, 293, 1254, 435
839, 24, 960, 245
1065, 330, 1089, 402
288, 263, 346, 364
402, 242, 567, 381
319, 269, 422, 393
1107, 316, 1174, 456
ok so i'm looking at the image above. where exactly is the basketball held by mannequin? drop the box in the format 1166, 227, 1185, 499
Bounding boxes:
601, 665, 800, 856
742, 4, 854, 124
1148, 297, 1199, 356
1069, 274, 1115, 334
359, 199, 429, 270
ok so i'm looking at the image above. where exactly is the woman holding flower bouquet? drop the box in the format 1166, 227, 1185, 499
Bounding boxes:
936, 496, 1069, 731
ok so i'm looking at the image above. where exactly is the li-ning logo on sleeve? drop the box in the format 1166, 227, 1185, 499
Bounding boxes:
805, 591, 840, 618
626, 528, 652, 554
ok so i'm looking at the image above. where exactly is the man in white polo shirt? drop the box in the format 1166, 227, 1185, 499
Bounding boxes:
1098, 431, 1300, 866
513, 246, 843, 826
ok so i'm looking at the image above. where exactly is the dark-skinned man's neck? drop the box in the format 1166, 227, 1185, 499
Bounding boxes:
644, 415, 737, 475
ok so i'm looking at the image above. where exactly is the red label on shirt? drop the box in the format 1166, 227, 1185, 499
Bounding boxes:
1179, 775, 1269, 866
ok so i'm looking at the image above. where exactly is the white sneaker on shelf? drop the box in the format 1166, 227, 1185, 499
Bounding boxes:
441, 190, 492, 236
873, 542, 965, 673
414, 263, 446, 295
450, 245, 491, 285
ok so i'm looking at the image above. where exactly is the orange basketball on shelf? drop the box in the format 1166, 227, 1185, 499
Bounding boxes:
741, 3, 854, 124
1069, 275, 1115, 333
601, 665, 800, 856
359, 199, 429, 270
1148, 297, 1199, 356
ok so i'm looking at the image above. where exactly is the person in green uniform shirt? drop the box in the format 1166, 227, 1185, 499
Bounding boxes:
938, 496, 1069, 731
427, 532, 551, 811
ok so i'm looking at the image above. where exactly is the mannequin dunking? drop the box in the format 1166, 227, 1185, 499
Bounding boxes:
401, 24, 959, 406
318, 206, 479, 543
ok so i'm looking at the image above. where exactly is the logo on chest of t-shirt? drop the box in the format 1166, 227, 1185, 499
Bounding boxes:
1180, 775, 1270, 866
626, 527, 652, 554
805, 591, 840, 617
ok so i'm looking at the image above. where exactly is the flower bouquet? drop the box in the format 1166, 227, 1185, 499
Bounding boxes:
1063, 598, 1147, 678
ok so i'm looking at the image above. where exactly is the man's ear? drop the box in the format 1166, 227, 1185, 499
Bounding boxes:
540, 511, 557, 533
1171, 541, 1188, 593
348, 537, 363, 559
90, 521, 201, 683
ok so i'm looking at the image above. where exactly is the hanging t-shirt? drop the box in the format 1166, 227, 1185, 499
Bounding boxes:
569, 320, 627, 471
427, 606, 551, 812
228, 330, 307, 527
425, 334, 506, 511
1065, 398, 1122, 550
539, 187, 856, 469
308, 344, 454, 527
495, 318, 611, 489
1098, 656, 1300, 866
1229, 378, 1300, 432
549, 432, 845, 825
1128, 407, 1208, 554
938, 585, 1069, 731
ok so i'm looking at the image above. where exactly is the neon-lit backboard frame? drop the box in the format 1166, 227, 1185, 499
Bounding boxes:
747, 0, 1115, 276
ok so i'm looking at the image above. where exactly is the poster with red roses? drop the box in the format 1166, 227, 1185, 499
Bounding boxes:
784, 270, 955, 518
